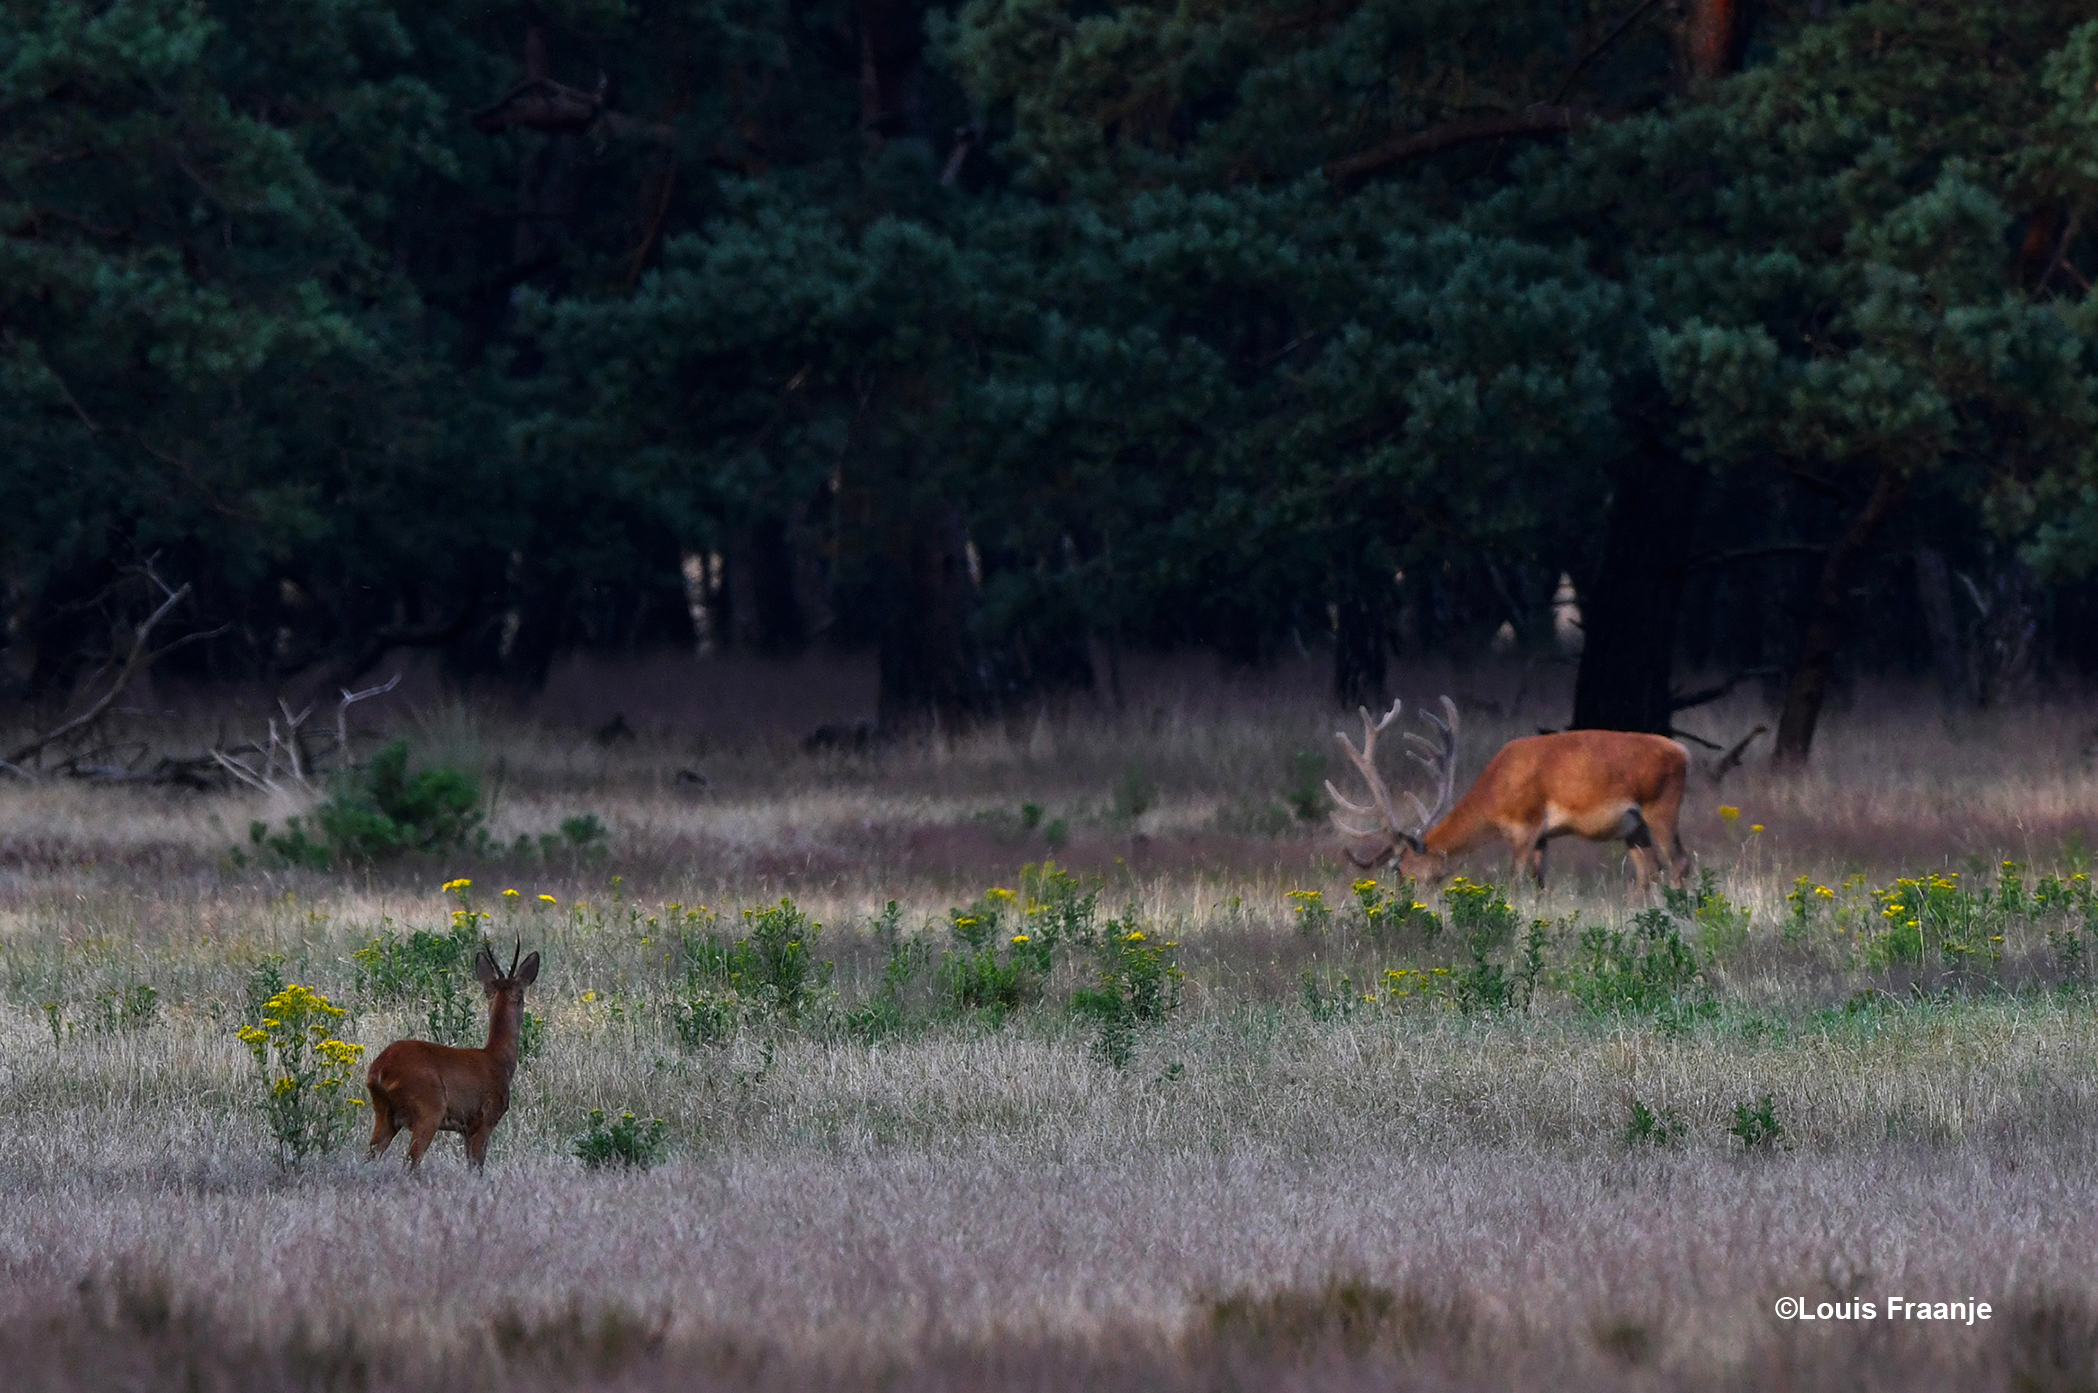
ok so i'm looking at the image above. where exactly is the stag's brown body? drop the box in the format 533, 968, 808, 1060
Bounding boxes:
366, 944, 539, 1169
1328, 699, 1690, 892
1418, 729, 1689, 888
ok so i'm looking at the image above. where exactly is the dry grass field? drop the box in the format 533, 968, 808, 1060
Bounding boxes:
8, 655, 2098, 1391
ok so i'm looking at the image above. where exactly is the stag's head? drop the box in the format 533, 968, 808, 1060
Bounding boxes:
473, 940, 541, 1009
1325, 696, 1460, 886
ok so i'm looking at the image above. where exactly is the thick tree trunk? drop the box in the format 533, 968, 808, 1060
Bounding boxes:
1571, 435, 1702, 734
727, 517, 806, 655
1771, 465, 1906, 764
876, 505, 989, 730
1912, 545, 1970, 707
1332, 568, 1390, 709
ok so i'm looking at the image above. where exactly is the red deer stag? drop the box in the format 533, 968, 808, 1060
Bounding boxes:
1325, 698, 1690, 892
366, 941, 539, 1169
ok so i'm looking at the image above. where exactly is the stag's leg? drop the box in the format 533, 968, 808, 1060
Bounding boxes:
465, 1123, 493, 1169
366, 1085, 399, 1160
1624, 815, 1658, 896
1640, 791, 1691, 889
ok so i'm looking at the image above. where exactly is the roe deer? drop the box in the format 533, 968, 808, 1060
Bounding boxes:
366, 941, 539, 1168
1326, 697, 1690, 893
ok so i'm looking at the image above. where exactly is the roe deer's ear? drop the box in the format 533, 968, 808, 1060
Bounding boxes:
473, 947, 500, 987
516, 951, 541, 986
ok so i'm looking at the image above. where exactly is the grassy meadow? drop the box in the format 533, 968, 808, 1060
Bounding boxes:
6, 656, 2098, 1390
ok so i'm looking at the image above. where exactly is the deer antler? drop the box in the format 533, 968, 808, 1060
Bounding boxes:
509, 939, 522, 979
1325, 695, 1461, 852
1400, 696, 1461, 833
1325, 700, 1407, 843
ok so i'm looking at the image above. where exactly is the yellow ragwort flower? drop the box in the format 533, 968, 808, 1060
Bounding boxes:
1718, 806, 1740, 823
538, 894, 557, 905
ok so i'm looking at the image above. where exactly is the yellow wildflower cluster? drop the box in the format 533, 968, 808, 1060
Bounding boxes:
232, 983, 365, 1166
1384, 966, 1453, 1002
442, 877, 471, 894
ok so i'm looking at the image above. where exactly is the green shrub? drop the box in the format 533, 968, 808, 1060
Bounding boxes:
1286, 888, 1332, 935
1664, 869, 1752, 957
1871, 872, 1998, 969
1349, 877, 1441, 941
1568, 909, 1708, 1022
682, 897, 832, 1020
937, 884, 1060, 1023
669, 990, 744, 1047
1454, 918, 1549, 1016
91, 983, 159, 1033
1303, 971, 1367, 1022
1284, 751, 1331, 823
518, 1008, 546, 1062
242, 742, 483, 867
1072, 914, 1182, 1067
243, 955, 288, 1025
1112, 766, 1156, 824
1019, 861, 1098, 946
1443, 877, 1520, 951
1625, 1098, 1687, 1147
1730, 1094, 1784, 1151
248, 816, 332, 870
318, 741, 482, 861
841, 901, 928, 1042
572, 1109, 669, 1170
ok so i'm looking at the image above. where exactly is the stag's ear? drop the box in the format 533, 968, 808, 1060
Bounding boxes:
473, 946, 500, 987
515, 951, 541, 986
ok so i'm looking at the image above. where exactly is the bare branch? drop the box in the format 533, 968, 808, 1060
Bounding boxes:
5, 584, 199, 767
1706, 724, 1768, 784
1669, 666, 1781, 713
337, 672, 402, 760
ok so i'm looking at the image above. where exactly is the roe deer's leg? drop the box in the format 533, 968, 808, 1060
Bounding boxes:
405, 1110, 441, 1169
366, 1088, 399, 1159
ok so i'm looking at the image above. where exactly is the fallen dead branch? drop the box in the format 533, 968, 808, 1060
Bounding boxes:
3, 584, 229, 773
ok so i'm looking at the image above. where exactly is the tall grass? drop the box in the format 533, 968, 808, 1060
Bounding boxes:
3, 664, 2098, 1388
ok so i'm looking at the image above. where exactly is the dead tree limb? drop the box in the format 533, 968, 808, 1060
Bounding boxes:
3, 585, 222, 768
336, 674, 402, 758
1706, 724, 1769, 784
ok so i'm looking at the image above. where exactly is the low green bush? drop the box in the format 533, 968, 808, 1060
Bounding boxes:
572, 1109, 669, 1169
1072, 912, 1183, 1068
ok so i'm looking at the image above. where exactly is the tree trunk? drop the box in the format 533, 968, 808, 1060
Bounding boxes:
727, 517, 806, 655
1771, 465, 1906, 764
876, 504, 989, 730
1912, 545, 1971, 707
1332, 561, 1390, 709
1571, 433, 1702, 733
